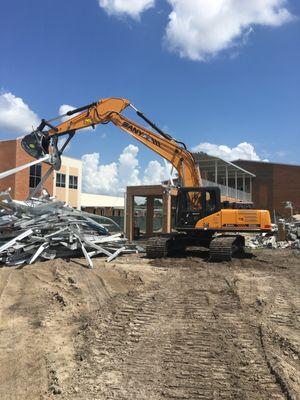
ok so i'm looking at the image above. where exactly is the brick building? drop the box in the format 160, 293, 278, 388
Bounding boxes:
234, 160, 300, 218
0, 138, 82, 208
0, 138, 124, 216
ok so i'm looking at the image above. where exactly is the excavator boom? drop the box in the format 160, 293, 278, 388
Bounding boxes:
21, 97, 201, 188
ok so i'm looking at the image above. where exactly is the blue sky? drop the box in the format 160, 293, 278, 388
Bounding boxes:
0, 0, 299, 194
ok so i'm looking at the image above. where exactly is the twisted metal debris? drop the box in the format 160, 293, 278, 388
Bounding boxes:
0, 190, 141, 268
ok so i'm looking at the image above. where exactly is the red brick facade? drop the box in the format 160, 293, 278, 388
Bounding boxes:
0, 139, 54, 200
234, 160, 300, 218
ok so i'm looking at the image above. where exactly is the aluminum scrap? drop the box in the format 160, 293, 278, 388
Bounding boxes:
0, 190, 142, 267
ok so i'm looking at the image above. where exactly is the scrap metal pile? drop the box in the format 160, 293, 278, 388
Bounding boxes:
246, 219, 300, 250
0, 190, 141, 268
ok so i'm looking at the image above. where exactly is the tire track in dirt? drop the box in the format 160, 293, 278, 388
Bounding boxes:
1, 251, 298, 399
71, 259, 288, 399
260, 289, 300, 399
0, 269, 48, 400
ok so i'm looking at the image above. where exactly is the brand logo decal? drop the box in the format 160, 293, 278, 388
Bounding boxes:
122, 122, 160, 147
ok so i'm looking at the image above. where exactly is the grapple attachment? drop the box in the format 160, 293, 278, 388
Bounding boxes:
21, 130, 50, 160
21, 130, 62, 170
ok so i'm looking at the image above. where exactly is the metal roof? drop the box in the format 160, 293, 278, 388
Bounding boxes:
193, 152, 256, 178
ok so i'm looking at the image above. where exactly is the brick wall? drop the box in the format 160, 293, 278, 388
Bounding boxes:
0, 139, 54, 200
0, 140, 17, 196
234, 160, 300, 218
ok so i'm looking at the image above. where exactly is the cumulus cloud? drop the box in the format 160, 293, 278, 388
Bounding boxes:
164, 0, 294, 60
98, 0, 294, 60
98, 0, 155, 19
143, 160, 174, 185
0, 92, 40, 135
82, 152, 119, 194
192, 142, 262, 161
82, 144, 173, 195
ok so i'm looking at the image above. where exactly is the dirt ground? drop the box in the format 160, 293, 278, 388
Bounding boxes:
0, 249, 299, 400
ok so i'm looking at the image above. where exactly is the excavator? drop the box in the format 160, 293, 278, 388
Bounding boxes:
21, 97, 272, 261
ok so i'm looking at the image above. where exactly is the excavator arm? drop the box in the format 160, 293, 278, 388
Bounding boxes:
21, 97, 202, 188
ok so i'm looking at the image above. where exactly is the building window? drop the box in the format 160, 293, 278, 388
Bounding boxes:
56, 173, 66, 188
29, 165, 41, 188
69, 175, 78, 189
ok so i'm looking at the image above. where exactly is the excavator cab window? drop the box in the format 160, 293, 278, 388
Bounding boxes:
175, 187, 221, 229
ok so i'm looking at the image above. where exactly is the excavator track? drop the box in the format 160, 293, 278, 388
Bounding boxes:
146, 237, 170, 259
146, 234, 245, 262
209, 235, 245, 262
146, 235, 187, 259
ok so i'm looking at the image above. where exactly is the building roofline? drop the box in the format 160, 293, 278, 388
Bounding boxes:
233, 159, 300, 168
61, 155, 82, 162
0, 137, 16, 143
81, 192, 124, 200
193, 152, 256, 177
0, 138, 81, 162
225, 159, 256, 177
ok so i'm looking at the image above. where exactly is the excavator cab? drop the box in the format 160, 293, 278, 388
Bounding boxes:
176, 187, 221, 229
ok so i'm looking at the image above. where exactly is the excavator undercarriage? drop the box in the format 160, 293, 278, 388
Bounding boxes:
146, 234, 245, 261
144, 185, 270, 261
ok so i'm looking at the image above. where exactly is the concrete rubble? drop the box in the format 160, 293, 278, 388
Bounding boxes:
0, 190, 142, 268
246, 219, 300, 250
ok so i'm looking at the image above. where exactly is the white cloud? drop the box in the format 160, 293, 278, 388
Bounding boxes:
143, 160, 173, 185
0, 92, 40, 135
118, 144, 141, 187
97, 0, 294, 60
98, 0, 155, 19
82, 144, 172, 195
59, 104, 76, 122
192, 141, 262, 161
82, 152, 119, 194
164, 0, 294, 60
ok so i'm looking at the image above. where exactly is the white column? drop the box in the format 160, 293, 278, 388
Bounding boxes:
235, 171, 238, 200
215, 160, 218, 184
53, 172, 57, 198
77, 162, 82, 210
226, 166, 229, 196
66, 165, 69, 204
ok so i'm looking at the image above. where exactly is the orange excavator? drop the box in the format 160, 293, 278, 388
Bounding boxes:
21, 97, 272, 261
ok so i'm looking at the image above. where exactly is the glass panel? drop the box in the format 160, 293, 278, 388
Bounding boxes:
69, 175, 78, 189
56, 173, 66, 188
186, 191, 202, 211
29, 176, 35, 188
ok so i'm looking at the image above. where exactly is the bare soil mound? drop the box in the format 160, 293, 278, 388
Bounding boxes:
0, 249, 299, 399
